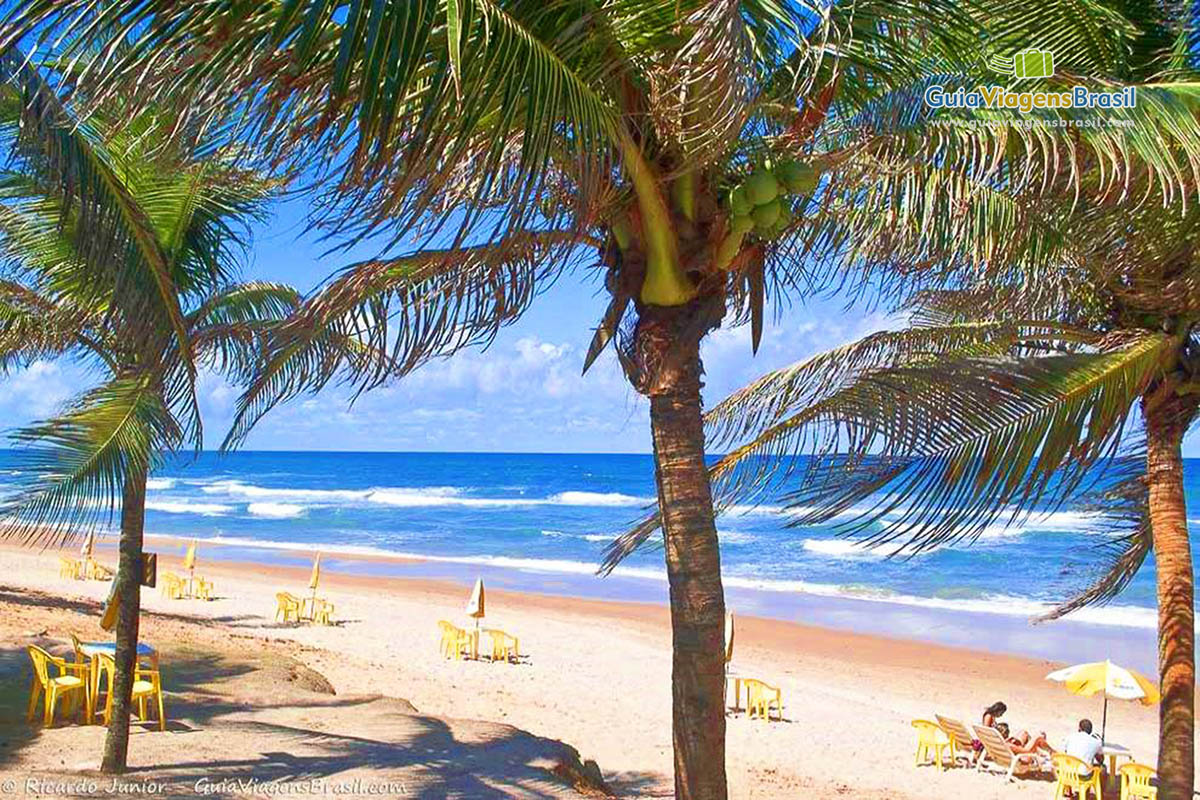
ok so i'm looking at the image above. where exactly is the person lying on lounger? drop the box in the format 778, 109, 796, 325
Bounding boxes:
996, 723, 1053, 755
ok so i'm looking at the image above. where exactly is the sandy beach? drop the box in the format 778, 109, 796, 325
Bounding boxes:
0, 539, 1180, 798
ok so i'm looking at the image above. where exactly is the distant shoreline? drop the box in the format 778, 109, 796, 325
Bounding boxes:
126, 531, 1161, 675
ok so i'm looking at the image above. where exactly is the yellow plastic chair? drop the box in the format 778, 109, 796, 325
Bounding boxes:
911, 719, 953, 771
160, 572, 184, 600
86, 559, 114, 580
1120, 763, 1158, 800
93, 652, 166, 731
310, 598, 335, 625
58, 556, 80, 580
438, 621, 471, 660
193, 575, 213, 600
26, 645, 88, 726
743, 678, 782, 722
483, 628, 520, 662
1053, 753, 1103, 800
275, 592, 302, 623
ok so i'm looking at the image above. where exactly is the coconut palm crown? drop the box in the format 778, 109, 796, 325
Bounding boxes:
0, 56, 300, 773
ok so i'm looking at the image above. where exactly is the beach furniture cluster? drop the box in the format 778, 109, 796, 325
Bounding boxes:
26, 635, 165, 732
58, 555, 113, 581
722, 612, 785, 723
275, 553, 336, 625
437, 579, 522, 663
917, 714, 1159, 797
161, 570, 213, 600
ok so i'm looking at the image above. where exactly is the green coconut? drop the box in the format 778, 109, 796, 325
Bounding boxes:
729, 213, 755, 234
776, 161, 819, 195
751, 198, 781, 230
728, 186, 753, 217
715, 231, 746, 270
744, 171, 779, 205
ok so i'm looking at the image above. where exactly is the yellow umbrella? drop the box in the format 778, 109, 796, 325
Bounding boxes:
309, 553, 322, 592
724, 612, 735, 663
1046, 660, 1159, 742
183, 539, 197, 573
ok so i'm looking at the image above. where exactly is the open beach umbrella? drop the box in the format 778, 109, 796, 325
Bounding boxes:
725, 612, 735, 663
1046, 660, 1159, 742
466, 578, 486, 627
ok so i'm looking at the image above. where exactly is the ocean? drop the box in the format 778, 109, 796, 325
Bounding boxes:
4, 450, 1187, 667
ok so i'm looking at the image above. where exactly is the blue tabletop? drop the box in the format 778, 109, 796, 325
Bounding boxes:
80, 642, 156, 655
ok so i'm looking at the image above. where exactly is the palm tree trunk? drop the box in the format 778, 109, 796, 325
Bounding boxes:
648, 337, 727, 800
100, 465, 147, 774
1143, 391, 1195, 800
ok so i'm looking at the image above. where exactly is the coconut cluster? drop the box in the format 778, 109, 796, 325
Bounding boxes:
726, 161, 818, 240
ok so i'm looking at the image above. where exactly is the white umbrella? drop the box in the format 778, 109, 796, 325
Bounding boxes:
466, 578, 485, 625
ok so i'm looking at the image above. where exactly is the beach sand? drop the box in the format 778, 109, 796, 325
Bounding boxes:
0, 540, 1180, 798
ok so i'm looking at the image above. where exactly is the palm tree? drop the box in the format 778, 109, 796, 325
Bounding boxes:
7, 2, 1200, 796
0, 60, 298, 773
602, 140, 1200, 800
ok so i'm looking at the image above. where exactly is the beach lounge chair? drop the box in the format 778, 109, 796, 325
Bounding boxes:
973, 724, 1049, 781
1119, 763, 1157, 800
743, 678, 782, 722
438, 621, 472, 660
933, 714, 977, 767
93, 652, 166, 731
911, 719, 953, 771
1052, 752, 1102, 800
275, 592, 302, 623
85, 559, 114, 580
26, 645, 88, 726
483, 628, 519, 662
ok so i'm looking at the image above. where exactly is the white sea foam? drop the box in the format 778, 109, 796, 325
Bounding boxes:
549, 491, 648, 506
197, 480, 651, 508
145, 500, 233, 516
153, 532, 1156, 630
802, 538, 941, 558
146, 478, 176, 490
247, 502, 306, 518
719, 530, 758, 545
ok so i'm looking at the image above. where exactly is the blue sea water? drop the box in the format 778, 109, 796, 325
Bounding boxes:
6, 449, 1185, 634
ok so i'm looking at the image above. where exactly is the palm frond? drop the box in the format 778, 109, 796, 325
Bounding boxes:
224, 229, 588, 447
1, 375, 182, 548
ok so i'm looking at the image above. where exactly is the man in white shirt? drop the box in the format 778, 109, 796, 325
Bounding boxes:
1062, 718, 1104, 776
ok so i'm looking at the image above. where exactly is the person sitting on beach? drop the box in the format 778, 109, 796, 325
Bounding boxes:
1062, 719, 1104, 774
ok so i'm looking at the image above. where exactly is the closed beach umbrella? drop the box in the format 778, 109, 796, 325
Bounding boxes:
466, 578, 485, 622
80, 529, 95, 560
309, 553, 322, 591
1046, 660, 1159, 742
725, 612, 735, 663
183, 539, 197, 572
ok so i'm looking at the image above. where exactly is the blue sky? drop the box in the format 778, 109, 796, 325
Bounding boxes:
7, 195, 1200, 455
